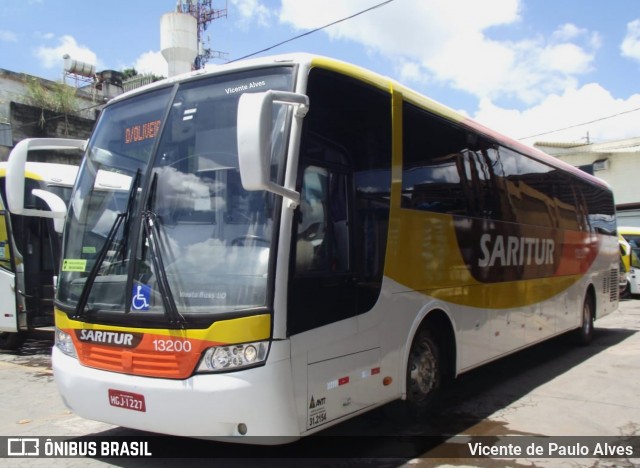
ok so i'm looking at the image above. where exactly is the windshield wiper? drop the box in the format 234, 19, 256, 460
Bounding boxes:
72, 169, 141, 319
142, 210, 185, 327
142, 173, 185, 327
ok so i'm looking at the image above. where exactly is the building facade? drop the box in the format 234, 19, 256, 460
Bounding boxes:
536, 138, 640, 227
0, 68, 98, 163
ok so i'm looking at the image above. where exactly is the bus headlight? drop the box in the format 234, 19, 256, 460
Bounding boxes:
55, 327, 77, 358
197, 341, 269, 373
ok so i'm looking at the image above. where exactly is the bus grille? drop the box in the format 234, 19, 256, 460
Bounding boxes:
604, 268, 618, 302
78, 346, 196, 379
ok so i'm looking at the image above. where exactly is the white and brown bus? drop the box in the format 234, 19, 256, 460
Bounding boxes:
6, 54, 619, 441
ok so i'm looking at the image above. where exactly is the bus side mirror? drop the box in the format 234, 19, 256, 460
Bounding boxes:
31, 189, 67, 234
6, 138, 85, 221
237, 90, 308, 208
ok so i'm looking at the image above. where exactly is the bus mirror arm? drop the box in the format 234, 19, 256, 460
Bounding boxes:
6, 138, 86, 217
237, 90, 309, 209
31, 189, 67, 234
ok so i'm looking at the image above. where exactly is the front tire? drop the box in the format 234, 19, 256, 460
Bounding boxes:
405, 328, 442, 416
620, 280, 631, 300
574, 295, 595, 345
0, 332, 26, 350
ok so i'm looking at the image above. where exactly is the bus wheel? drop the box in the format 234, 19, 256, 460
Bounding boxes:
575, 295, 595, 346
620, 281, 631, 300
0, 332, 25, 350
406, 328, 442, 415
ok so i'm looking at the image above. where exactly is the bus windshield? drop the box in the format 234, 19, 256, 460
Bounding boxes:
57, 67, 295, 322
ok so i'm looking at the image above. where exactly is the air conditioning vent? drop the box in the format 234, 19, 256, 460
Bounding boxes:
608, 268, 618, 302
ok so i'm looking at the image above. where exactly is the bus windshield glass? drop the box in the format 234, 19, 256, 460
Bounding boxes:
57, 67, 295, 321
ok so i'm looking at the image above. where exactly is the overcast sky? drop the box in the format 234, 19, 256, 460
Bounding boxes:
1, 0, 639, 145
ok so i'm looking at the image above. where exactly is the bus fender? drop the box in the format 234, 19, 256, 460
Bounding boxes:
399, 302, 457, 399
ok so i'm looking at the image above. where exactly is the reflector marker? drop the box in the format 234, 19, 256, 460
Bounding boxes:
327, 375, 350, 390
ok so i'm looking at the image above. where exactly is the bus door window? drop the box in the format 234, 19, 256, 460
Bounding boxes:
296, 166, 327, 272
290, 156, 355, 334
329, 171, 350, 272
288, 68, 391, 336
296, 165, 350, 273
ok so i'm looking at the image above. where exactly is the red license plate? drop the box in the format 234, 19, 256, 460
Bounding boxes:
108, 389, 146, 412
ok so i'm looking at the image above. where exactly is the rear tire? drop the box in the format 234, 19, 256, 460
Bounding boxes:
574, 295, 594, 345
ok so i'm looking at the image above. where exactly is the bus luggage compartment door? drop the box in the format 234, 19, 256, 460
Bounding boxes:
306, 347, 381, 431
0, 268, 17, 332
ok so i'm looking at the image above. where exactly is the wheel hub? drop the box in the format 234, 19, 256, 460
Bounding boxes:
410, 342, 437, 398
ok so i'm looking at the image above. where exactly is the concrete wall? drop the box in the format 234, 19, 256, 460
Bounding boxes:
10, 102, 95, 142
0, 68, 97, 122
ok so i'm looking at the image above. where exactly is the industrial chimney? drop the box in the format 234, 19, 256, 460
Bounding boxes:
161, 12, 198, 77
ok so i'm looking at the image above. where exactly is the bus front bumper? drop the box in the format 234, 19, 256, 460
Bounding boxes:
52, 344, 300, 443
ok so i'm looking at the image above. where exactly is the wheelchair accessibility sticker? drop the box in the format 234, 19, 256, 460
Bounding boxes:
132, 284, 151, 311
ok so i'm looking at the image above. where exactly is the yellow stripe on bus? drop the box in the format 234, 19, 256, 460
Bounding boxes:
386, 209, 584, 308
55, 309, 271, 344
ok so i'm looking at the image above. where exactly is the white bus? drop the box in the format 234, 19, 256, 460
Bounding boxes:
618, 226, 640, 297
1, 142, 81, 349
6, 54, 619, 442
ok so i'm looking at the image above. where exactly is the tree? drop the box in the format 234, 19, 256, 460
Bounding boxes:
122, 68, 139, 80
24, 77, 80, 132
121, 67, 165, 83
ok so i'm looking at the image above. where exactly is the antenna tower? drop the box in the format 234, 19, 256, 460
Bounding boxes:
177, 0, 228, 69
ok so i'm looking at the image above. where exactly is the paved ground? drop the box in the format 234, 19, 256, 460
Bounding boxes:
1, 300, 639, 467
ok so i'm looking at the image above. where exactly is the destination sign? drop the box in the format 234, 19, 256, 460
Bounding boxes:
124, 120, 161, 144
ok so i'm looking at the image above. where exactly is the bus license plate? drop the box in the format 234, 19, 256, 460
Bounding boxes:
108, 389, 146, 412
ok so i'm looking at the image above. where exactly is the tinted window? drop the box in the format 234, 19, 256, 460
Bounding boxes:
288, 69, 392, 335
402, 103, 468, 215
